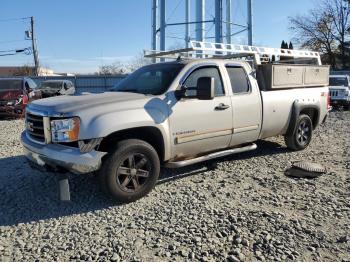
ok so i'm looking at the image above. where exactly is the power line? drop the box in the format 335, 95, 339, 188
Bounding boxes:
0, 53, 17, 57
0, 47, 31, 56
0, 39, 27, 45
0, 17, 31, 23
0, 49, 19, 53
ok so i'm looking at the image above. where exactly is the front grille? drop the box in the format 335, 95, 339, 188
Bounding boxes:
26, 112, 46, 143
330, 90, 344, 97
0, 100, 10, 106
331, 90, 338, 97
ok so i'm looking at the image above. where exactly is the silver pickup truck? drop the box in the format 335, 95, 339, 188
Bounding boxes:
21, 44, 330, 203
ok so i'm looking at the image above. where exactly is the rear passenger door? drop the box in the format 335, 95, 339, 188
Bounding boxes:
225, 65, 262, 146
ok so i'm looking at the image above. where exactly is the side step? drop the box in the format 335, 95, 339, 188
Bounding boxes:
164, 143, 257, 168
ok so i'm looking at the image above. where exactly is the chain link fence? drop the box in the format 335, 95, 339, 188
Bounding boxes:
30, 75, 127, 94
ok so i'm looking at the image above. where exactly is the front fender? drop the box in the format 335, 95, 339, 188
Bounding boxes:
78, 106, 172, 161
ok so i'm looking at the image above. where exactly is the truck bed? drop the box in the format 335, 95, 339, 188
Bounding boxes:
259, 86, 329, 139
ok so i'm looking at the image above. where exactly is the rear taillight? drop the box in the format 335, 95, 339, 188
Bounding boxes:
322, 91, 331, 111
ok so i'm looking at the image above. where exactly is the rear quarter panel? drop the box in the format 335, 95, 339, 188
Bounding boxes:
259, 87, 328, 139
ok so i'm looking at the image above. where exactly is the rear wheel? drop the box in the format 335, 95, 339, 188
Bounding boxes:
284, 114, 313, 151
99, 139, 160, 203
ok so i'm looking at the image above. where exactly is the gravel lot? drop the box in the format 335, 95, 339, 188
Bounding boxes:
0, 111, 349, 262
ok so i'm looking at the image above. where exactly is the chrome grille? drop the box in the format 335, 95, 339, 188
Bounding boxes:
330, 89, 344, 97
26, 112, 46, 143
330, 90, 338, 97
0, 100, 8, 106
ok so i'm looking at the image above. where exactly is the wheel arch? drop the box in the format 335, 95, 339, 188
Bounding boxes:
98, 126, 166, 162
286, 101, 320, 136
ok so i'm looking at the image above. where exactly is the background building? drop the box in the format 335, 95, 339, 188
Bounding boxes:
0, 66, 57, 76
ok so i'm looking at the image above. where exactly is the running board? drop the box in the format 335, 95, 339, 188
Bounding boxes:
164, 143, 257, 168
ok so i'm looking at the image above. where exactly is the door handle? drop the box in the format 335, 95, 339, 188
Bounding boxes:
215, 103, 230, 110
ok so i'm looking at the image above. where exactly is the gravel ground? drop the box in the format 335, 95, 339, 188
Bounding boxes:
0, 111, 349, 262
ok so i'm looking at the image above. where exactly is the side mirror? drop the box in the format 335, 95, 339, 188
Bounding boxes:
197, 77, 215, 100
175, 85, 186, 100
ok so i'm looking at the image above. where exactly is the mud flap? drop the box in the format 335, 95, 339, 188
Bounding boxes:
58, 174, 70, 201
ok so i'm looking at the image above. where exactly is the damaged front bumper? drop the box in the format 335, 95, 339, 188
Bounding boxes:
21, 131, 106, 174
0, 104, 24, 117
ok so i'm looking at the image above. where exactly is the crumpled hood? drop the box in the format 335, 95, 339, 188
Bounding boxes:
0, 90, 23, 101
27, 92, 155, 117
39, 87, 60, 93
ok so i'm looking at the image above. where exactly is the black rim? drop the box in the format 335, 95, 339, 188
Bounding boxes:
116, 153, 151, 193
297, 119, 311, 145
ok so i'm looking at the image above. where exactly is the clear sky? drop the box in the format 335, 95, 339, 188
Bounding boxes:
0, 0, 316, 74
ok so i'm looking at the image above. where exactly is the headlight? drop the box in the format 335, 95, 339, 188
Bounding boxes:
6, 100, 16, 106
51, 117, 80, 142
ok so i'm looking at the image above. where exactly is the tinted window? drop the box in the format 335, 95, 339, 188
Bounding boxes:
0, 80, 22, 90
27, 78, 37, 89
39, 81, 63, 90
329, 77, 348, 86
226, 67, 250, 94
112, 63, 184, 95
184, 67, 224, 96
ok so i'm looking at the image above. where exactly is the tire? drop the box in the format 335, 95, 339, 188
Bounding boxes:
284, 114, 313, 151
99, 139, 160, 203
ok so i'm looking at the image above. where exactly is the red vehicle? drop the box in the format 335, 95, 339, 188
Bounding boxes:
0, 77, 40, 118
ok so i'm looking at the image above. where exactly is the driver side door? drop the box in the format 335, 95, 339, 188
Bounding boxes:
169, 65, 233, 159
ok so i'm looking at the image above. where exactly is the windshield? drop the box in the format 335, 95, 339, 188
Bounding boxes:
0, 80, 22, 90
111, 63, 184, 95
39, 81, 62, 90
329, 77, 348, 86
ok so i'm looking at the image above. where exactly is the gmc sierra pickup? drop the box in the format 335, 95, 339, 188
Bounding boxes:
21, 42, 330, 203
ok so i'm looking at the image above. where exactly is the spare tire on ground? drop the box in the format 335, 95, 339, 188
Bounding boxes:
285, 161, 327, 178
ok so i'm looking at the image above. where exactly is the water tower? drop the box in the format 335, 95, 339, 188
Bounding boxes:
151, 0, 253, 51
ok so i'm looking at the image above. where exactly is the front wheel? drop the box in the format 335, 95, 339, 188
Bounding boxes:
99, 139, 160, 203
284, 114, 313, 151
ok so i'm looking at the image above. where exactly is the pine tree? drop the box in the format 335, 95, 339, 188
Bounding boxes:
289, 41, 294, 50
281, 40, 286, 49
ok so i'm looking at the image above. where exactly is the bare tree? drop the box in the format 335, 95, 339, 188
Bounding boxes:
289, 0, 350, 69
12, 65, 35, 76
98, 62, 129, 75
290, 9, 337, 67
98, 53, 152, 75
128, 52, 152, 72
323, 0, 350, 67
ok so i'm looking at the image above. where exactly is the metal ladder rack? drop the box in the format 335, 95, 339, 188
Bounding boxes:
144, 41, 322, 66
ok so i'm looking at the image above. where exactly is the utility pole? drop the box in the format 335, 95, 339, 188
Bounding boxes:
30, 16, 40, 76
